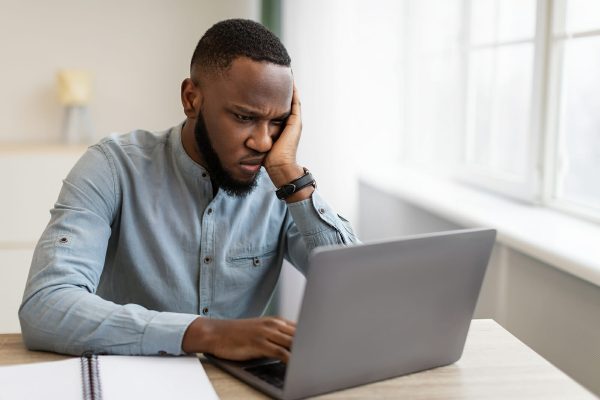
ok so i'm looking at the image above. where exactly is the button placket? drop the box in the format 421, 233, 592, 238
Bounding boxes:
199, 195, 217, 319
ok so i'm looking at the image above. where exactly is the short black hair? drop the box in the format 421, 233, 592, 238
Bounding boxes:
191, 19, 291, 80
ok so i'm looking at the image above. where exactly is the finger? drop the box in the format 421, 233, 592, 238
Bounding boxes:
264, 316, 295, 327
291, 83, 301, 118
266, 317, 296, 336
266, 330, 294, 350
263, 341, 291, 363
279, 317, 297, 327
277, 322, 296, 337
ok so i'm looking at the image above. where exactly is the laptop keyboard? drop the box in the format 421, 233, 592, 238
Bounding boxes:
244, 361, 287, 389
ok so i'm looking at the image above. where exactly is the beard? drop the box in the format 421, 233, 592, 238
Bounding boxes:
193, 111, 259, 198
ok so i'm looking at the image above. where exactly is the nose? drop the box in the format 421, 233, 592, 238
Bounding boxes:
246, 122, 273, 153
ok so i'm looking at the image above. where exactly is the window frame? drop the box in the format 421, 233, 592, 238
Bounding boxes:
457, 0, 549, 203
542, 0, 600, 223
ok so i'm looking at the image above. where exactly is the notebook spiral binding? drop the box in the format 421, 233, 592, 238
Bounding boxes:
81, 352, 103, 400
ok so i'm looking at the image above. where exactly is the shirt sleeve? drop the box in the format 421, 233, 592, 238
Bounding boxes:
18, 145, 197, 356
284, 190, 360, 274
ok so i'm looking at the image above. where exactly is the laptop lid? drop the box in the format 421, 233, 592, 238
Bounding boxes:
282, 228, 496, 399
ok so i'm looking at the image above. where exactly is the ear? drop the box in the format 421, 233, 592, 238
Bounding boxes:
181, 78, 202, 118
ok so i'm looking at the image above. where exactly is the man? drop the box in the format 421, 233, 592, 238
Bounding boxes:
19, 19, 357, 362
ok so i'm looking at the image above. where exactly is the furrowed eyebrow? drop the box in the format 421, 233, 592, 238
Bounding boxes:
230, 105, 260, 116
229, 105, 290, 120
274, 111, 291, 120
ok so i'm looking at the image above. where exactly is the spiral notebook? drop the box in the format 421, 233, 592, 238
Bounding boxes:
0, 354, 218, 400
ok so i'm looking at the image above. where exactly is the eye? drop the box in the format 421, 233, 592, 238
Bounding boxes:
234, 113, 254, 122
271, 119, 285, 126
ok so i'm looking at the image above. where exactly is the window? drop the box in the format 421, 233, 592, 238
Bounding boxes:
400, 0, 600, 222
464, 0, 539, 199
546, 0, 600, 220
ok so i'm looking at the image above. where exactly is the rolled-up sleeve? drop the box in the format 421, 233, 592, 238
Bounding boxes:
284, 191, 360, 274
18, 145, 196, 356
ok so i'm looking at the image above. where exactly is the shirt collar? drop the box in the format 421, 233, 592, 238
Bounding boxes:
169, 121, 210, 179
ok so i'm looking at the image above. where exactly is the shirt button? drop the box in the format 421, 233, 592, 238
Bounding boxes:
253, 257, 260, 267
204, 256, 212, 264
207, 208, 213, 215
202, 307, 209, 315
201, 172, 207, 178
319, 208, 325, 214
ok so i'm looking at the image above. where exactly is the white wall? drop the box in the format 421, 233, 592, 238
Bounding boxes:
281, 0, 404, 223
0, 0, 260, 143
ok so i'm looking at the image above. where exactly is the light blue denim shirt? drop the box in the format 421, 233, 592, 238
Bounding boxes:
19, 124, 357, 356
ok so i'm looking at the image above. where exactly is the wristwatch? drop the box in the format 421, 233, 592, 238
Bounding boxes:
275, 168, 316, 200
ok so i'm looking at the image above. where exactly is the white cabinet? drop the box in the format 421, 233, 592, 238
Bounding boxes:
0, 249, 34, 333
0, 145, 86, 332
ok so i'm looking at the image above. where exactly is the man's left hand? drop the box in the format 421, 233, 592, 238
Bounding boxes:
264, 84, 314, 202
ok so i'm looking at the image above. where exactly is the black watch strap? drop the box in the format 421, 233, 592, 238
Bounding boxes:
275, 168, 316, 200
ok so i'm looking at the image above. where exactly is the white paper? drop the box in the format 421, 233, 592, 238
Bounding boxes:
0, 356, 219, 400
100, 356, 219, 400
0, 358, 83, 400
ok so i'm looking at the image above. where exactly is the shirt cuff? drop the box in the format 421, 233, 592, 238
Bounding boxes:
141, 311, 198, 356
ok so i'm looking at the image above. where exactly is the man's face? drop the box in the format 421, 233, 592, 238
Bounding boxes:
193, 57, 293, 197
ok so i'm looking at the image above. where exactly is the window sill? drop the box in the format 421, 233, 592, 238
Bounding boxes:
359, 165, 600, 288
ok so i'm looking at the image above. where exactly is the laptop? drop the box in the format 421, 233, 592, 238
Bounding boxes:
206, 228, 496, 399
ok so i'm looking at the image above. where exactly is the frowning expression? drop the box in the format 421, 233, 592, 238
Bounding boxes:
193, 57, 293, 196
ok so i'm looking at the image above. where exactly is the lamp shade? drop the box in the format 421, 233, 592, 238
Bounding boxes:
56, 69, 92, 106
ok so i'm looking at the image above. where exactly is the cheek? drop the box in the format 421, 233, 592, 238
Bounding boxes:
208, 119, 250, 160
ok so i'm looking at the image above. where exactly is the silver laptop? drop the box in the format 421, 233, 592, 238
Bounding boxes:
206, 228, 496, 399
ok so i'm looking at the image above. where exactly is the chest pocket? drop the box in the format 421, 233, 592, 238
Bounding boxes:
226, 244, 279, 269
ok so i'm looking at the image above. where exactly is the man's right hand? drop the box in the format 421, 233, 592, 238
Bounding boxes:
182, 316, 296, 363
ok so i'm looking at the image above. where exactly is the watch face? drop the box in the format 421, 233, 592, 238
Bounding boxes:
276, 184, 296, 199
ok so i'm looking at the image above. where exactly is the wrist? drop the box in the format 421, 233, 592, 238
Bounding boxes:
282, 185, 315, 203
269, 164, 316, 203
265, 163, 305, 188
182, 317, 216, 354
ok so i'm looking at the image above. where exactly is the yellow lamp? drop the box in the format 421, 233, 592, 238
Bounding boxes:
57, 69, 92, 106
56, 69, 94, 143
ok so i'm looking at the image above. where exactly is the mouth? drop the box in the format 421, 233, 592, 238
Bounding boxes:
239, 157, 264, 175
239, 163, 262, 174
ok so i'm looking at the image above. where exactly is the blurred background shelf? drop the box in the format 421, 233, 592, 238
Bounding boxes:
0, 144, 88, 153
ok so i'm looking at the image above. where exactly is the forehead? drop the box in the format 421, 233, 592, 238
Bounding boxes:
205, 57, 293, 113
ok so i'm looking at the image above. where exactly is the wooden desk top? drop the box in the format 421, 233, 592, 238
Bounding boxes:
0, 320, 595, 399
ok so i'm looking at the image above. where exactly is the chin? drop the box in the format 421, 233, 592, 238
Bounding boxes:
226, 168, 257, 185
235, 167, 261, 180
237, 174, 258, 185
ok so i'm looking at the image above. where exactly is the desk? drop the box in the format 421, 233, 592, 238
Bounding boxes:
0, 320, 595, 399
